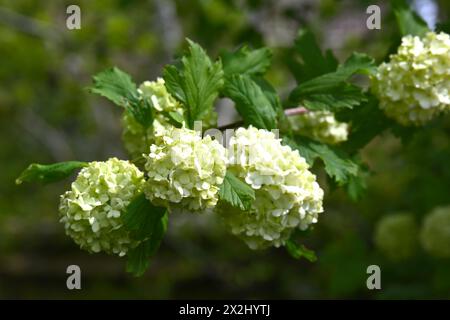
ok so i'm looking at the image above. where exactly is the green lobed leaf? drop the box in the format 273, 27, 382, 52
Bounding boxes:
123, 193, 168, 277
336, 52, 377, 78
221, 45, 272, 76
252, 77, 292, 133
285, 239, 317, 262
219, 171, 256, 211
126, 212, 168, 277
302, 84, 367, 111
16, 161, 88, 185
162, 65, 186, 104
223, 74, 278, 130
292, 29, 338, 82
338, 96, 390, 154
88, 67, 154, 128
392, 0, 429, 37
289, 53, 375, 112
287, 134, 368, 201
163, 39, 224, 128
88, 67, 138, 107
123, 193, 167, 241
293, 137, 359, 185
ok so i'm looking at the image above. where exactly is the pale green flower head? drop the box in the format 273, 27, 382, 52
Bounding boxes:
144, 126, 227, 212
121, 78, 184, 159
218, 126, 324, 249
59, 158, 145, 256
372, 32, 450, 126
139, 78, 185, 127
374, 213, 418, 261
289, 110, 349, 144
420, 206, 450, 258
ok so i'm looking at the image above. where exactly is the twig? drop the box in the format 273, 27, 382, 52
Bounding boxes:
284, 106, 308, 116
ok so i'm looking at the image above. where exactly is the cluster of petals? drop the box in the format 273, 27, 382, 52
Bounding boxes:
372, 32, 450, 125
218, 126, 324, 249
59, 158, 145, 256
144, 126, 227, 212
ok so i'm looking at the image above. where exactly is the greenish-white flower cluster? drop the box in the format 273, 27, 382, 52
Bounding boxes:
122, 78, 218, 158
420, 206, 450, 258
144, 126, 227, 212
59, 158, 145, 256
374, 213, 418, 261
218, 126, 324, 249
372, 32, 450, 126
289, 110, 349, 144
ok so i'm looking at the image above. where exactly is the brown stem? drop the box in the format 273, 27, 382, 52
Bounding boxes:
218, 106, 308, 130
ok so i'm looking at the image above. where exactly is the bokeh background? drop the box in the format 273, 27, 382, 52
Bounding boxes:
1, 0, 449, 299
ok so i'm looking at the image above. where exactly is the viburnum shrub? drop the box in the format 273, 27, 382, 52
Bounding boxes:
16, 2, 450, 276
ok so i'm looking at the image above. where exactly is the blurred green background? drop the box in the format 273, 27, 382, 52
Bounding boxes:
1, 0, 449, 299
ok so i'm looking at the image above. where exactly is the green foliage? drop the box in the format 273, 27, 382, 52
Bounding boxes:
338, 97, 390, 154
289, 53, 375, 112
89, 67, 138, 107
126, 214, 168, 277
88, 67, 154, 128
167, 111, 185, 126
285, 239, 317, 262
123, 193, 167, 241
221, 45, 272, 76
345, 165, 369, 201
219, 171, 255, 211
254, 77, 291, 132
163, 39, 224, 128
293, 137, 359, 186
221, 46, 287, 130
16, 161, 87, 185
223, 74, 277, 129
123, 193, 168, 276
392, 0, 429, 37
301, 84, 368, 112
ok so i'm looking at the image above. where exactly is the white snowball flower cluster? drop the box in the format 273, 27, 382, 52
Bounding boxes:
289, 110, 349, 144
374, 213, 418, 261
420, 206, 450, 258
139, 78, 185, 129
217, 126, 324, 249
121, 111, 153, 159
59, 158, 145, 256
144, 126, 227, 212
122, 78, 218, 158
372, 32, 450, 126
